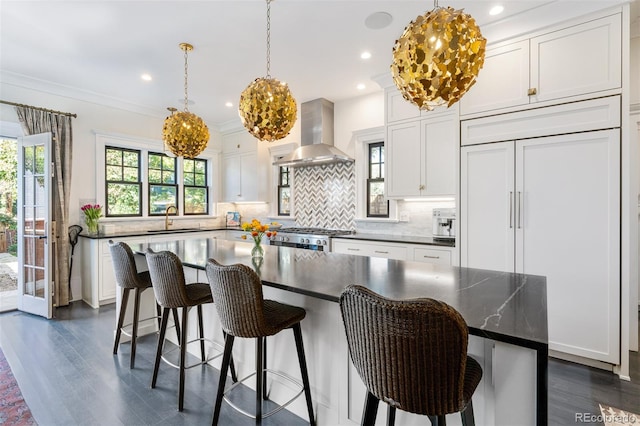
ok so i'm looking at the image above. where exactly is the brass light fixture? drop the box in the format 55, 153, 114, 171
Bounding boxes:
390, 0, 486, 111
238, 0, 297, 142
162, 43, 210, 158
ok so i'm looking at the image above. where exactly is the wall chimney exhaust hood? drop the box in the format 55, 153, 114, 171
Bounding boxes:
272, 98, 354, 167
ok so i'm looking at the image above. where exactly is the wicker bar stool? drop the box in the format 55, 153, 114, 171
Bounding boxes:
205, 258, 315, 426
339, 285, 483, 426
145, 249, 236, 412
109, 240, 181, 369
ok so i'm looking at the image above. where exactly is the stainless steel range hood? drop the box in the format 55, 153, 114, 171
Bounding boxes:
272, 98, 353, 167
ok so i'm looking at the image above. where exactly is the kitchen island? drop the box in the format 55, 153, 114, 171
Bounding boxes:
130, 237, 548, 425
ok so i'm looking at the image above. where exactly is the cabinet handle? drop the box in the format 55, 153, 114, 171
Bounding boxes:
423, 255, 440, 259
347, 248, 360, 251
527, 88, 537, 96
517, 191, 522, 229
509, 191, 513, 229
419, 184, 425, 190
374, 250, 389, 254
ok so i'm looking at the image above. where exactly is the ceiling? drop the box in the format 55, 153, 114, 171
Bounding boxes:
0, 0, 636, 129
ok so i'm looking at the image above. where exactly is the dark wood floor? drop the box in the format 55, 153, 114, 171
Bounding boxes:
0, 302, 638, 425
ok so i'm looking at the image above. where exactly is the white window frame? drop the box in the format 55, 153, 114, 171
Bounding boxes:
353, 127, 398, 222
268, 143, 297, 220
95, 131, 220, 221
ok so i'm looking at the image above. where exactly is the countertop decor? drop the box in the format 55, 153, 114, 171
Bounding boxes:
81, 204, 102, 235
241, 219, 277, 259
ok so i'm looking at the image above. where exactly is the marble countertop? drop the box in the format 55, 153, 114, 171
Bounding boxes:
79, 227, 233, 240
131, 238, 548, 349
333, 233, 455, 247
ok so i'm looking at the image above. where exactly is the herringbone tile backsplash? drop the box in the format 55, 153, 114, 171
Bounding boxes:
293, 162, 355, 230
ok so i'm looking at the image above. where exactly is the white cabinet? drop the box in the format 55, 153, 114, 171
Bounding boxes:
460, 129, 620, 363
81, 236, 147, 308
460, 13, 621, 116
221, 133, 267, 202
386, 112, 457, 198
333, 239, 454, 265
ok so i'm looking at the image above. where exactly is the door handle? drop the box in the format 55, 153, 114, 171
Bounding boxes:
509, 191, 513, 229
37, 235, 47, 239
517, 191, 522, 229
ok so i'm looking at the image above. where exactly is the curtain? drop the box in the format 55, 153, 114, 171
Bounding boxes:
16, 107, 73, 308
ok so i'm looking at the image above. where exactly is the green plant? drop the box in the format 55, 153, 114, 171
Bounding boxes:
0, 213, 16, 230
8, 243, 17, 256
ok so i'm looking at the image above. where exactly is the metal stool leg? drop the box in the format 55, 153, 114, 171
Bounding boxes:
113, 288, 130, 355
212, 334, 235, 426
151, 308, 170, 388
198, 304, 206, 362
130, 287, 142, 368
262, 336, 268, 400
386, 406, 396, 426
293, 323, 315, 425
178, 307, 189, 411
461, 400, 475, 426
362, 391, 379, 426
172, 308, 181, 342
256, 336, 264, 424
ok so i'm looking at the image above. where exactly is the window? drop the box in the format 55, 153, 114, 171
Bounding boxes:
148, 152, 177, 215
183, 158, 208, 215
277, 166, 291, 216
367, 142, 388, 218
105, 147, 141, 217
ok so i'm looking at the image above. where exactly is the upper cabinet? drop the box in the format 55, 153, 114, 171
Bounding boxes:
386, 111, 457, 198
221, 132, 268, 202
460, 13, 622, 117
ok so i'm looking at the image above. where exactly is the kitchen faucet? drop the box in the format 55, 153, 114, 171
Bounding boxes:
165, 205, 177, 230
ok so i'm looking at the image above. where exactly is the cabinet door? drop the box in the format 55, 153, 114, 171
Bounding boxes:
386, 121, 422, 198
460, 40, 530, 116
460, 142, 515, 272
239, 152, 258, 201
531, 14, 621, 104
412, 247, 451, 265
423, 116, 456, 196
222, 154, 241, 202
386, 88, 421, 123
516, 130, 620, 363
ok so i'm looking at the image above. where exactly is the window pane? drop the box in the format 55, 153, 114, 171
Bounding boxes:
184, 159, 194, 173
184, 174, 195, 185
371, 164, 381, 179
185, 187, 207, 214
162, 172, 175, 184
195, 160, 205, 174
149, 185, 177, 215
149, 154, 162, 169
279, 187, 291, 215
148, 169, 162, 183
123, 166, 138, 182
194, 174, 205, 186
162, 156, 175, 171
106, 149, 121, 166
368, 181, 388, 216
106, 165, 122, 181
380, 147, 385, 163
371, 147, 380, 164
107, 183, 140, 215
123, 151, 138, 167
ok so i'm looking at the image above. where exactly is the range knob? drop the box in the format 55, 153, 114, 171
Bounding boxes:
316, 239, 323, 245
302, 238, 309, 244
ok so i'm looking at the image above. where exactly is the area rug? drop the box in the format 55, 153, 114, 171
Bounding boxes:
599, 404, 639, 425
0, 347, 37, 425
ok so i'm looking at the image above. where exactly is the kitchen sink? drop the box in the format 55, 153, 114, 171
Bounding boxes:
146, 228, 201, 233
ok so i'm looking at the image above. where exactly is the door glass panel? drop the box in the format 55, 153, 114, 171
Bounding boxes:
35, 178, 46, 206
35, 145, 45, 174
24, 206, 34, 236
24, 176, 34, 209
23, 267, 34, 297
23, 146, 34, 173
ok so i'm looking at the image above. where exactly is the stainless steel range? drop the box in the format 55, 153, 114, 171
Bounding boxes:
269, 227, 353, 251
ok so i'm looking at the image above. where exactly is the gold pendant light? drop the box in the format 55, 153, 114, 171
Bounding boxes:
239, 0, 297, 142
391, 1, 486, 111
162, 43, 210, 158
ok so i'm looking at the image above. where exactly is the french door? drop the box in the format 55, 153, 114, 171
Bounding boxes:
17, 133, 52, 318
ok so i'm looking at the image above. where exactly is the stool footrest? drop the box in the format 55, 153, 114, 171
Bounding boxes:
118, 315, 162, 339
160, 337, 225, 370
223, 369, 304, 419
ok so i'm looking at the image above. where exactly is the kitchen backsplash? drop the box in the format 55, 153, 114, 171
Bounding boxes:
293, 162, 356, 230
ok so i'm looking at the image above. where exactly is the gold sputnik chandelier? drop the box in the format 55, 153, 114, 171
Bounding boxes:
239, 0, 297, 142
162, 43, 210, 158
391, 0, 486, 111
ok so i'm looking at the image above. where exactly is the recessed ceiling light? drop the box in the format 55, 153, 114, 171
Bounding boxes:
365, 11, 393, 30
360, 51, 372, 60
357, 83, 366, 90
141, 73, 152, 81
489, 5, 504, 16
225, 102, 233, 107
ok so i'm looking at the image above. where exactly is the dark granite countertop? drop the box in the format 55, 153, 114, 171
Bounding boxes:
333, 233, 455, 248
79, 227, 233, 240
131, 238, 547, 349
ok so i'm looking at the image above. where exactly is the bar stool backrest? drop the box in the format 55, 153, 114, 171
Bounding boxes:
145, 249, 191, 308
109, 240, 148, 289
339, 285, 470, 416
205, 258, 270, 338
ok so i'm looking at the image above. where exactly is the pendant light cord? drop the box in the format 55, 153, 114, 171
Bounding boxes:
266, 0, 271, 78
183, 45, 190, 112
